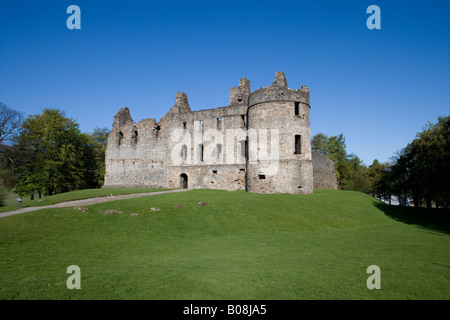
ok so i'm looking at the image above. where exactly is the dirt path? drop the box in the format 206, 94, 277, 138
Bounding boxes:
0, 189, 189, 218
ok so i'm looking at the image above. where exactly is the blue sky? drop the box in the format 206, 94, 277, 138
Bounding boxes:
0, 0, 449, 165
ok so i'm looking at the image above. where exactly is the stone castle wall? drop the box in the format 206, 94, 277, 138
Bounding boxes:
104, 72, 338, 193
312, 151, 338, 189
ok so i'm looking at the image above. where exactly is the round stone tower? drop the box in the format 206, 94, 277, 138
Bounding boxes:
246, 72, 313, 194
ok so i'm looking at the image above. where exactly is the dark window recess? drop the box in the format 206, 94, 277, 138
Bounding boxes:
240, 115, 246, 127
216, 143, 222, 159
240, 140, 248, 158
244, 140, 248, 158
295, 135, 302, 154
212, 170, 217, 174
183, 122, 187, 129
131, 130, 138, 145
258, 174, 266, 180
198, 144, 204, 162
117, 132, 123, 145
181, 144, 188, 160
154, 125, 161, 137
240, 168, 245, 172
295, 102, 300, 116
240, 140, 245, 157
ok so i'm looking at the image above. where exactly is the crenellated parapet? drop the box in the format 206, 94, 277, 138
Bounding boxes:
229, 77, 251, 105
249, 72, 310, 107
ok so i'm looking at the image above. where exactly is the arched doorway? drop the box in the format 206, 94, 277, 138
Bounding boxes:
180, 173, 188, 189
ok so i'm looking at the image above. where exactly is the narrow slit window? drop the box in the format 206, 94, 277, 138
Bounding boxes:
117, 132, 123, 146
216, 143, 222, 160
295, 102, 300, 116
183, 122, 187, 130
181, 144, 187, 160
200, 120, 204, 131
131, 130, 138, 145
217, 118, 222, 130
240, 140, 247, 158
154, 125, 161, 137
198, 143, 204, 162
240, 114, 246, 128
295, 135, 302, 154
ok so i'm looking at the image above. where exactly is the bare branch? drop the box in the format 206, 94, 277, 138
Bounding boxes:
0, 102, 24, 144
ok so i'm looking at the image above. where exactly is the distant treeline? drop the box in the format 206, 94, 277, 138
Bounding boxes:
312, 115, 449, 208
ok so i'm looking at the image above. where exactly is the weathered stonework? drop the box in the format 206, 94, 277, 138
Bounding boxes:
312, 151, 338, 189
104, 72, 337, 193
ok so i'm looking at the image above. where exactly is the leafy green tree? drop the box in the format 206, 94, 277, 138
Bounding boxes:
312, 133, 369, 192
368, 159, 392, 203
312, 133, 346, 165
390, 115, 449, 208
413, 115, 450, 207
1, 109, 107, 198
311, 133, 329, 155
91, 127, 110, 146
83, 127, 110, 187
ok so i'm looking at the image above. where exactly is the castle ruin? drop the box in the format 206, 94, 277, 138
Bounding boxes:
104, 72, 337, 193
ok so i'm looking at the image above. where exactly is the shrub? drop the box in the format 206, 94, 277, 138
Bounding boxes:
0, 187, 9, 207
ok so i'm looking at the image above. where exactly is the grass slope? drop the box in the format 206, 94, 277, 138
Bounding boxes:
0, 189, 449, 300
0, 188, 171, 213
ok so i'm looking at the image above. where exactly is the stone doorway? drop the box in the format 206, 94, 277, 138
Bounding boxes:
180, 173, 188, 189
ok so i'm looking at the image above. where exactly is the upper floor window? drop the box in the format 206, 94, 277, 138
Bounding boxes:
117, 132, 123, 146
294, 135, 302, 154
217, 118, 222, 130
181, 144, 188, 161
295, 102, 300, 116
216, 143, 222, 161
131, 130, 138, 145
240, 115, 246, 128
198, 143, 204, 162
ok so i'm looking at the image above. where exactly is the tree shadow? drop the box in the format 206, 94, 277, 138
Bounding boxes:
373, 201, 450, 235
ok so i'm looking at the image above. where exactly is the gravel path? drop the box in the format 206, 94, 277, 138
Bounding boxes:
0, 189, 189, 218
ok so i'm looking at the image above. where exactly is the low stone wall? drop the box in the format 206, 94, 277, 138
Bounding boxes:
312, 151, 338, 189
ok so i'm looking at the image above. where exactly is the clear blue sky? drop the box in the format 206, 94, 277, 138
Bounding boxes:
1, 0, 449, 165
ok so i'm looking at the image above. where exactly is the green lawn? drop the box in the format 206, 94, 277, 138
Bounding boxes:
0, 189, 449, 299
0, 188, 171, 213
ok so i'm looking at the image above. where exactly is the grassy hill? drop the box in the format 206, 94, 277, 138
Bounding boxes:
0, 188, 173, 213
0, 189, 448, 299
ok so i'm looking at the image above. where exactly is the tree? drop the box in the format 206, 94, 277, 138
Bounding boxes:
312, 133, 369, 192
311, 133, 329, 155
91, 127, 110, 146
1, 108, 105, 198
0, 102, 23, 145
312, 133, 346, 165
389, 115, 449, 208
83, 127, 110, 187
368, 159, 392, 203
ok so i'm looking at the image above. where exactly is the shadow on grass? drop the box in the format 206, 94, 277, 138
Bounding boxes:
373, 201, 450, 234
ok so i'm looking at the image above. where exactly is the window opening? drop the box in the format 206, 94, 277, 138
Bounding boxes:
295, 135, 302, 154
